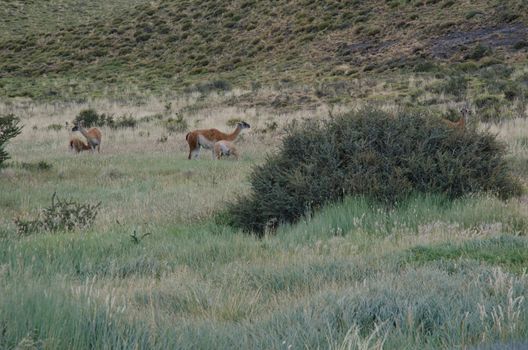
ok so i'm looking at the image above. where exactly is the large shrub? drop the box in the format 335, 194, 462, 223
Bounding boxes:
0, 114, 23, 167
228, 108, 522, 235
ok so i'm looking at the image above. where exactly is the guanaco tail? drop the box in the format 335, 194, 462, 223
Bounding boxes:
185, 121, 250, 159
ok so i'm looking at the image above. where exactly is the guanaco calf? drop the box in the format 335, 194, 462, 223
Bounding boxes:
185, 121, 250, 159
69, 137, 91, 153
214, 140, 239, 160
71, 122, 102, 152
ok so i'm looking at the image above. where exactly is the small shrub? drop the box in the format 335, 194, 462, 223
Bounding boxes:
111, 114, 137, 129
474, 94, 501, 109
139, 114, 164, 123
0, 114, 23, 167
19, 161, 52, 171
465, 10, 483, 19
164, 114, 188, 133
157, 135, 168, 143
513, 41, 528, 50
227, 108, 522, 235
428, 76, 467, 98
47, 124, 63, 131
464, 44, 491, 61
15, 192, 101, 235
185, 80, 233, 95
256, 120, 279, 134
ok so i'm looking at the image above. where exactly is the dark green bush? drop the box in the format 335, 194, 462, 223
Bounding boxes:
73, 109, 137, 129
464, 44, 491, 61
110, 115, 137, 129
0, 114, 23, 167
73, 109, 113, 127
227, 108, 522, 235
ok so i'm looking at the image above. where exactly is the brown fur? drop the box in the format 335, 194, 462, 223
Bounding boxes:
72, 123, 102, 152
442, 117, 465, 129
186, 121, 249, 159
442, 107, 469, 130
214, 140, 239, 160
69, 137, 91, 153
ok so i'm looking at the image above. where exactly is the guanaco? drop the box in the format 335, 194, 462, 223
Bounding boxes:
71, 122, 102, 152
69, 137, 91, 153
442, 107, 470, 130
214, 140, 239, 160
185, 121, 250, 159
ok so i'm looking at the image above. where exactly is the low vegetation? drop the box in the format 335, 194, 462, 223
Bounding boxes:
73, 108, 137, 129
228, 108, 522, 234
0, 0, 527, 348
15, 192, 101, 235
0, 114, 22, 167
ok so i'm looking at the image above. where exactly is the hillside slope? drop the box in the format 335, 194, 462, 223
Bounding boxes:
0, 0, 527, 99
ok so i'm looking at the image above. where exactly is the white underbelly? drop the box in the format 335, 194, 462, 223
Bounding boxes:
198, 135, 215, 149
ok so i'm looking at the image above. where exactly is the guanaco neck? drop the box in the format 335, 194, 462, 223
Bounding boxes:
78, 125, 96, 143
225, 125, 242, 141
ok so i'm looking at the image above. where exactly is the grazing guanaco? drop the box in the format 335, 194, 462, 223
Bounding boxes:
442, 107, 470, 130
71, 122, 102, 152
69, 137, 91, 153
214, 140, 239, 160
185, 121, 250, 159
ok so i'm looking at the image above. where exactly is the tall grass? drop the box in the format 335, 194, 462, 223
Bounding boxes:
0, 98, 527, 349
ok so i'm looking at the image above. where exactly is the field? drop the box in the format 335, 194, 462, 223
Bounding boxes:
1, 91, 528, 349
1, 0, 528, 348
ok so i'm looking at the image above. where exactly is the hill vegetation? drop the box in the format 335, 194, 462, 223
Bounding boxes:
0, 0, 527, 100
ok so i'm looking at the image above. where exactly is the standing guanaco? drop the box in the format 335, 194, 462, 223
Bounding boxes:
185, 121, 250, 159
71, 122, 102, 152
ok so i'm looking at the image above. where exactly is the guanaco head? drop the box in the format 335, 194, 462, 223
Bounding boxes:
71, 121, 84, 132
237, 121, 251, 129
460, 105, 471, 120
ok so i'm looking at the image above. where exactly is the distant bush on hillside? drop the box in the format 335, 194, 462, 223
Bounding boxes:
227, 108, 522, 235
184, 80, 232, 95
73, 109, 137, 129
0, 114, 23, 167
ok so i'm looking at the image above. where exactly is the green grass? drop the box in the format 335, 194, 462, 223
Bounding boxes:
0, 95, 527, 348
1, 1, 528, 344
1, 195, 528, 348
405, 236, 528, 273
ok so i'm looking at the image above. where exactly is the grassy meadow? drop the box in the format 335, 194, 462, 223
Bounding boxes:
1, 0, 528, 347
1, 92, 528, 349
